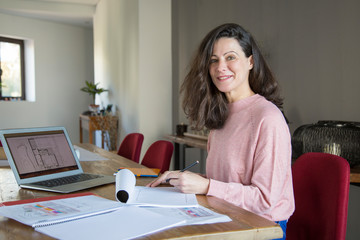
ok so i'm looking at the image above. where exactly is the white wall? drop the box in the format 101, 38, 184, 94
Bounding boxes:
0, 13, 93, 142
93, 0, 172, 158
172, 0, 360, 239
93, 0, 140, 141
138, 0, 172, 155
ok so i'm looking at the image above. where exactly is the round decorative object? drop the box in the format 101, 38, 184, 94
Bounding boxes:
176, 124, 188, 136
292, 120, 360, 167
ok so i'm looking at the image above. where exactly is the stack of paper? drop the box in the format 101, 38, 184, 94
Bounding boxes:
0, 186, 232, 240
37, 206, 185, 239
0, 193, 186, 240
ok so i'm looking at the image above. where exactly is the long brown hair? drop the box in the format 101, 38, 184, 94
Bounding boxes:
181, 23, 283, 130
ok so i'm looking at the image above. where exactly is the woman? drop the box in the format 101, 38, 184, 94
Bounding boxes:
147, 23, 294, 238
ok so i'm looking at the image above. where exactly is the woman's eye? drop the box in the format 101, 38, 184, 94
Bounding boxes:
210, 58, 218, 64
226, 55, 236, 61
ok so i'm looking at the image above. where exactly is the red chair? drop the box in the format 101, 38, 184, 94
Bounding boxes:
287, 152, 350, 240
117, 133, 144, 163
141, 140, 174, 174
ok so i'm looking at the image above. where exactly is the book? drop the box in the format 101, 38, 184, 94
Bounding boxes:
115, 169, 198, 207
0, 193, 186, 240
0, 194, 122, 228
114, 167, 160, 177
36, 206, 185, 240
0, 192, 96, 207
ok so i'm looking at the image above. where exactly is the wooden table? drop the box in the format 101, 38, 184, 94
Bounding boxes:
0, 143, 283, 240
79, 114, 118, 149
350, 166, 360, 183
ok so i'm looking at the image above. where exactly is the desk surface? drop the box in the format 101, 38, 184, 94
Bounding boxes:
350, 166, 360, 183
0, 143, 282, 240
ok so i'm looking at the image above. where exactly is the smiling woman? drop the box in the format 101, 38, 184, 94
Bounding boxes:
148, 23, 294, 240
181, 23, 283, 130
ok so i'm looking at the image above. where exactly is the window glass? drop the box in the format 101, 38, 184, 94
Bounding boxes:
0, 37, 25, 100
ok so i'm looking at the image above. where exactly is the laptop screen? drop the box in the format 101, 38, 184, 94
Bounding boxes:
3, 130, 79, 179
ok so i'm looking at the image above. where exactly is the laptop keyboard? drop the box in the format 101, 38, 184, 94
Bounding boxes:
33, 174, 103, 187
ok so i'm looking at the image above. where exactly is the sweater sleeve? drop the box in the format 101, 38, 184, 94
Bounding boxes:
207, 114, 292, 219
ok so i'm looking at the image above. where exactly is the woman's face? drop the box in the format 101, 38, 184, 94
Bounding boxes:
209, 37, 254, 102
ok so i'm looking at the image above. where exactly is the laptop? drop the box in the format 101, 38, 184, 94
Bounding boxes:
0, 126, 115, 193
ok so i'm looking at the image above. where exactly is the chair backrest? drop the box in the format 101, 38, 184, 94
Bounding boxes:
287, 152, 350, 240
117, 133, 144, 163
141, 140, 173, 174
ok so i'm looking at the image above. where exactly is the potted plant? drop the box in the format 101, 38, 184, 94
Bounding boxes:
81, 81, 108, 113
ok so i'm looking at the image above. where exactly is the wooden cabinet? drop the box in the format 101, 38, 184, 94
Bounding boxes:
79, 114, 118, 149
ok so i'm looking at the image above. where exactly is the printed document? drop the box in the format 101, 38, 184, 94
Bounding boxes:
126, 186, 198, 207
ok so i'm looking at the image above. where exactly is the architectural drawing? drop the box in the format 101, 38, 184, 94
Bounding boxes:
16, 137, 64, 171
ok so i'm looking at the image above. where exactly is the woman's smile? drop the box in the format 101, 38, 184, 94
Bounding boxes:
217, 75, 233, 81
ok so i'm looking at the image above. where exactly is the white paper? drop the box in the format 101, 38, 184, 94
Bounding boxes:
73, 146, 108, 161
127, 186, 198, 208
145, 205, 232, 225
36, 206, 185, 240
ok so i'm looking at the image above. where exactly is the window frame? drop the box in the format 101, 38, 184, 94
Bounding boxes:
0, 36, 26, 101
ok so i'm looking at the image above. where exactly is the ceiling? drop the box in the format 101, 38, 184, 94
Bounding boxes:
0, 0, 100, 28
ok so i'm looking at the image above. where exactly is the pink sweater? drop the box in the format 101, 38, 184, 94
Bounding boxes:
206, 94, 295, 221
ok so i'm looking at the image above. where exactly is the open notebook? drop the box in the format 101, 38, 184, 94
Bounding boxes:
0, 126, 114, 193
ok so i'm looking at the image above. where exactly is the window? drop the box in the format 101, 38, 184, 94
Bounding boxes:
0, 36, 25, 101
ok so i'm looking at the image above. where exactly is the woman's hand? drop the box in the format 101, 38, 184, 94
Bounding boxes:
146, 170, 179, 188
146, 171, 210, 195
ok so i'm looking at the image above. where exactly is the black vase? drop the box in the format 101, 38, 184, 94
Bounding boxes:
292, 120, 360, 167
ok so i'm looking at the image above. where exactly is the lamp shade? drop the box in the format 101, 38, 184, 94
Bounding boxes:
292, 120, 360, 167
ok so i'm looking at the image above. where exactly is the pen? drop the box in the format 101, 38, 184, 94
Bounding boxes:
180, 160, 200, 172
165, 160, 199, 183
